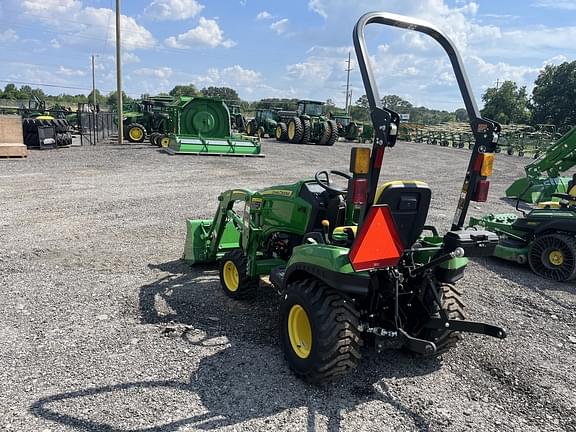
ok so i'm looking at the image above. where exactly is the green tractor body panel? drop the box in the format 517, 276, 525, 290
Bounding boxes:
506, 127, 576, 203
166, 97, 263, 156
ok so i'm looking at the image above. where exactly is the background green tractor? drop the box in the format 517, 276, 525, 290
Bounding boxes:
330, 111, 362, 141
281, 100, 338, 146
181, 12, 506, 383
228, 104, 246, 133
245, 109, 280, 138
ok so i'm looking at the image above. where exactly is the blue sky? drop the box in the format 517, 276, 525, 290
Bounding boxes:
0, 0, 574, 110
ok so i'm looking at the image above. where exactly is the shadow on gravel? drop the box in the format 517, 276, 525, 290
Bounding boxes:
30, 260, 440, 431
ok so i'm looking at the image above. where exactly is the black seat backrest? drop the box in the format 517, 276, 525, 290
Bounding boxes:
375, 181, 431, 248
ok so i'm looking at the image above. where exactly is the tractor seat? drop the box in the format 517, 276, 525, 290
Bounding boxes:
375, 181, 431, 248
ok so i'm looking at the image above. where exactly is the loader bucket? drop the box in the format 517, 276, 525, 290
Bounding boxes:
505, 176, 570, 203
165, 134, 264, 156
183, 218, 241, 264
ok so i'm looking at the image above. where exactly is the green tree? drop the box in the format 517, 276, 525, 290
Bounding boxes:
201, 86, 239, 101
87, 89, 103, 105
455, 108, 468, 122
106, 91, 133, 107
253, 98, 299, 111
3, 83, 19, 99
480, 80, 530, 124
349, 95, 370, 122
381, 94, 412, 112
169, 84, 199, 97
531, 61, 576, 127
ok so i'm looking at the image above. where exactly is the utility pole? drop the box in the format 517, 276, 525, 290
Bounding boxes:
495, 78, 501, 90
344, 51, 352, 114
115, 0, 123, 144
91, 55, 97, 108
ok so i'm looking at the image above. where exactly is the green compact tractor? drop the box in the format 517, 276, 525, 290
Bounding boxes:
165, 96, 262, 156
276, 100, 338, 146
182, 12, 506, 383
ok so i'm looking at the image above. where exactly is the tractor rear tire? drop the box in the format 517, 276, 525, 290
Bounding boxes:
288, 117, 304, 143
276, 123, 288, 141
324, 120, 338, 146
419, 284, 465, 356
126, 123, 146, 143
300, 119, 311, 144
318, 121, 331, 145
149, 132, 158, 146
219, 249, 259, 300
528, 234, 576, 282
279, 278, 362, 384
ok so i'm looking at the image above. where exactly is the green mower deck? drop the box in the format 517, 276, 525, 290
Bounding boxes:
165, 134, 263, 156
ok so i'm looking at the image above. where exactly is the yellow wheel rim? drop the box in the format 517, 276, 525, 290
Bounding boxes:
288, 304, 312, 359
288, 122, 295, 140
275, 126, 281, 139
160, 136, 170, 147
129, 127, 143, 141
223, 260, 239, 292
549, 250, 564, 266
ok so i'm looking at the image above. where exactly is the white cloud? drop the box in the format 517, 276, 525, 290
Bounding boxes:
133, 67, 174, 79
256, 11, 273, 20
194, 65, 261, 87
531, 0, 576, 10
0, 29, 19, 43
270, 18, 289, 34
165, 17, 236, 48
57, 66, 86, 77
144, 0, 205, 21
308, 0, 327, 19
20, 2, 156, 51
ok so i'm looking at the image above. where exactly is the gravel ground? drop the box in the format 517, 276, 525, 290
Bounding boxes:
1, 138, 575, 432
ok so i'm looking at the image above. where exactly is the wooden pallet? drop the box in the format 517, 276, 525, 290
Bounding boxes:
0, 142, 28, 158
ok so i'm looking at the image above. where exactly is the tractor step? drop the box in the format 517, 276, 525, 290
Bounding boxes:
270, 266, 286, 290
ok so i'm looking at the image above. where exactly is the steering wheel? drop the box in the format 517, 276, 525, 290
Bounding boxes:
314, 170, 351, 195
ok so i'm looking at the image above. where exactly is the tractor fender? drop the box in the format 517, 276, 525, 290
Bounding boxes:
534, 220, 576, 236
283, 264, 370, 297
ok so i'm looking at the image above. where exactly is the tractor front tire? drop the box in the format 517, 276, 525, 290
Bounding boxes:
159, 134, 171, 148
276, 123, 288, 141
219, 249, 259, 299
126, 123, 146, 143
287, 117, 304, 143
279, 279, 362, 384
528, 234, 576, 282
149, 132, 159, 146
257, 126, 266, 139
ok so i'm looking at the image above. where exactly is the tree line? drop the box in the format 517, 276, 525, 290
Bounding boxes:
1, 60, 573, 127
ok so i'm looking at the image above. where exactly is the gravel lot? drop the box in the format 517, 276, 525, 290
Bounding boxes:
1, 138, 575, 432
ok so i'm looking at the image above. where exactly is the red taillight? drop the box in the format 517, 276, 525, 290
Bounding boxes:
472, 179, 490, 202
351, 178, 368, 205
348, 205, 404, 271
